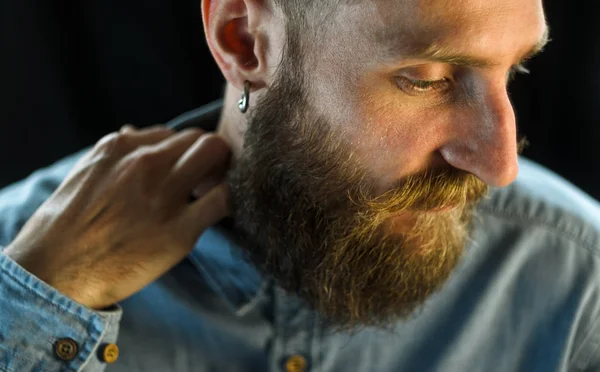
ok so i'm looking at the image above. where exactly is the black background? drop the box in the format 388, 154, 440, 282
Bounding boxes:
1, 1, 598, 200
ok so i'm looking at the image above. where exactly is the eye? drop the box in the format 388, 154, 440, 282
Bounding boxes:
507, 63, 530, 83
395, 76, 451, 96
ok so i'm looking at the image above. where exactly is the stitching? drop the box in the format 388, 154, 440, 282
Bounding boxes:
476, 205, 600, 259
570, 315, 600, 371
0, 255, 104, 370
0, 255, 97, 325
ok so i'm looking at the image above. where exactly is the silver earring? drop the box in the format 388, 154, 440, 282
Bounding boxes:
238, 81, 251, 114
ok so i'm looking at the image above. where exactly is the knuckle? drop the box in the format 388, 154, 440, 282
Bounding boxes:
119, 123, 137, 133
130, 148, 162, 169
95, 132, 118, 150
95, 132, 130, 156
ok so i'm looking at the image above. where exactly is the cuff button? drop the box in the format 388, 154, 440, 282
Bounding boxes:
285, 354, 308, 372
99, 343, 119, 364
54, 338, 79, 361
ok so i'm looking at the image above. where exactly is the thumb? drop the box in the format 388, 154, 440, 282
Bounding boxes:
180, 182, 231, 243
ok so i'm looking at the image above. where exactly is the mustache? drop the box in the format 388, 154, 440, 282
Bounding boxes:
355, 167, 490, 214
355, 135, 529, 214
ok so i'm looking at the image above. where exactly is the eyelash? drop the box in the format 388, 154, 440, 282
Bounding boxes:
396, 77, 450, 95
507, 63, 531, 82
396, 63, 531, 96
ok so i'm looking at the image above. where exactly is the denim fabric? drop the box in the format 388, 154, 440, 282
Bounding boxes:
0, 103, 599, 371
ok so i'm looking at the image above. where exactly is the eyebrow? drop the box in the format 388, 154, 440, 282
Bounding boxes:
397, 25, 550, 68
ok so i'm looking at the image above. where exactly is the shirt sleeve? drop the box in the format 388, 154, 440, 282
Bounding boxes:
0, 247, 123, 372
0, 147, 122, 371
568, 250, 600, 372
571, 315, 600, 372
0, 147, 92, 248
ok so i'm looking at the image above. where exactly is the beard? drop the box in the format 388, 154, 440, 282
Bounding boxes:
225, 38, 493, 330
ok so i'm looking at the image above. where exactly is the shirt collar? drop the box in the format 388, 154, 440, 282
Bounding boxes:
167, 101, 267, 316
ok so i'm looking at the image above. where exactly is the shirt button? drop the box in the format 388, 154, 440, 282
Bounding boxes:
285, 354, 308, 372
98, 343, 120, 363
54, 338, 79, 361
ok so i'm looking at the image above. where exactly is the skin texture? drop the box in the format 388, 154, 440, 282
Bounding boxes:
207, 0, 546, 186
201, 0, 547, 328
5, 127, 232, 310
2, 0, 551, 322
308, 0, 545, 191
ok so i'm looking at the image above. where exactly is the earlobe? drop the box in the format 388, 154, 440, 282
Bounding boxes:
201, 0, 269, 91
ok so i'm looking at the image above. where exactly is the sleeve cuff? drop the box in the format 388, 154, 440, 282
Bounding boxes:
0, 249, 123, 372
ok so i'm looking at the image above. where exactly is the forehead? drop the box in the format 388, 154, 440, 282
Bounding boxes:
356, 0, 545, 31
332, 0, 546, 60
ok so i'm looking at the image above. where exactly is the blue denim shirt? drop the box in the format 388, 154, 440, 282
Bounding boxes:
1, 103, 599, 372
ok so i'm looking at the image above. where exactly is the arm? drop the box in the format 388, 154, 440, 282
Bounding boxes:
0, 148, 121, 371
0, 148, 91, 247
0, 125, 230, 370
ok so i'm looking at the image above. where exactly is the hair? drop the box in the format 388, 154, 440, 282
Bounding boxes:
273, 0, 333, 20
272, 0, 342, 34
268, 0, 343, 79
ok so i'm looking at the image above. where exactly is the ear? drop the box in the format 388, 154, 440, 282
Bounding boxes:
202, 0, 273, 92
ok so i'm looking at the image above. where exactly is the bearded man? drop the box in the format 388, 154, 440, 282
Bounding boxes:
0, 0, 599, 371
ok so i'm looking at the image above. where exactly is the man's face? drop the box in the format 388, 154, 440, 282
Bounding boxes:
226, 0, 546, 329
304, 0, 546, 192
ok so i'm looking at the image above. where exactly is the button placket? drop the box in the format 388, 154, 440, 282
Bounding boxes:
272, 287, 316, 372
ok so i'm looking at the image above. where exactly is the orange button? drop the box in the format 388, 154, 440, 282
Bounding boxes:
99, 343, 119, 363
54, 338, 79, 361
285, 354, 308, 372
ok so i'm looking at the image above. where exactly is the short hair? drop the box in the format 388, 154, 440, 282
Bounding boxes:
271, 0, 341, 62
273, 0, 341, 29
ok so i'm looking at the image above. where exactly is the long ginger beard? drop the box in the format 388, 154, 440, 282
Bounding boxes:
226, 37, 492, 331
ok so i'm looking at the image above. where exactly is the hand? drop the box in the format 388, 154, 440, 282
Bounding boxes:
4, 125, 231, 310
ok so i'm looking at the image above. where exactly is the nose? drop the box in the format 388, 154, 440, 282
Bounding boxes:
439, 81, 520, 188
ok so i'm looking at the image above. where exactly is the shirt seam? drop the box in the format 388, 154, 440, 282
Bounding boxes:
77, 315, 112, 371
476, 206, 600, 259
570, 314, 600, 371
477, 206, 600, 371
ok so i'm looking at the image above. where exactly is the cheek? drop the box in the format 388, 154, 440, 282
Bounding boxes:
305, 31, 458, 182
360, 100, 445, 151
309, 62, 458, 187
349, 86, 455, 180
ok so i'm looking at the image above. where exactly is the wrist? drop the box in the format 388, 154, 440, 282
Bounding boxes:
4, 243, 102, 309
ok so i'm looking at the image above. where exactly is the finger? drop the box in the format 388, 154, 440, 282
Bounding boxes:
190, 165, 227, 200
164, 134, 231, 199
179, 183, 230, 242
120, 125, 176, 147
93, 125, 175, 159
75, 125, 178, 176
119, 124, 137, 133
125, 127, 205, 164
115, 128, 207, 185
146, 128, 206, 162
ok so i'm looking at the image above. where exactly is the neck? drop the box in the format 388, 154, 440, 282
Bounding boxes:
216, 84, 251, 160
